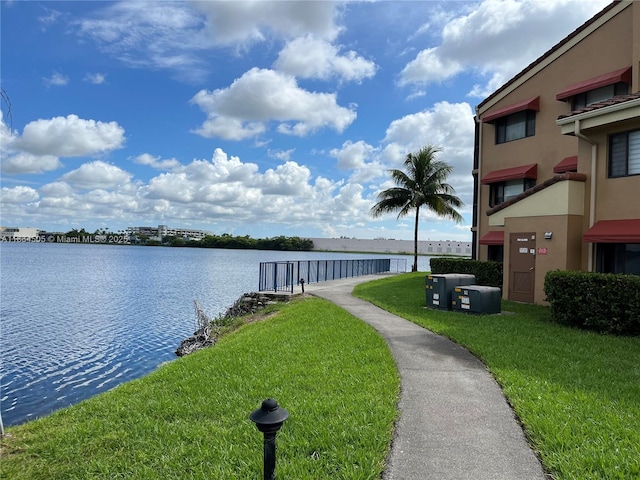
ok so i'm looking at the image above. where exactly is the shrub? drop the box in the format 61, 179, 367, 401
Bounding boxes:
430, 257, 503, 288
544, 270, 640, 335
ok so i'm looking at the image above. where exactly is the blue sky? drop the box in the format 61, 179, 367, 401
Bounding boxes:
1, 0, 610, 240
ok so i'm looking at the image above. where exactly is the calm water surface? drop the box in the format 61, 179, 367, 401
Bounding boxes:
1, 242, 427, 427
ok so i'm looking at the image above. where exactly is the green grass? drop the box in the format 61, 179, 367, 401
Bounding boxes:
0, 298, 399, 480
353, 272, 640, 480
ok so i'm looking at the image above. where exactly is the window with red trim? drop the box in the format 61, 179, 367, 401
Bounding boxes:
495, 110, 536, 144
572, 82, 628, 110
489, 178, 536, 207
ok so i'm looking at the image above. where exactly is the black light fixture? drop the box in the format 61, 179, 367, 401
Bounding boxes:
250, 398, 289, 480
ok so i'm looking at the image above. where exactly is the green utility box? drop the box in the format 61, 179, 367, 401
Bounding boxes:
425, 274, 476, 310
452, 285, 502, 314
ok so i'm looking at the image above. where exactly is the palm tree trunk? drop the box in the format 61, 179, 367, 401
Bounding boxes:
413, 206, 419, 271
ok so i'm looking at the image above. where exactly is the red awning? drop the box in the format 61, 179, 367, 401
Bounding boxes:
583, 219, 640, 243
553, 155, 578, 173
481, 163, 537, 185
479, 231, 504, 245
556, 66, 631, 101
483, 97, 540, 123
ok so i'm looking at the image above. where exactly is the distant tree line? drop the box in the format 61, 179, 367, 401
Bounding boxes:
41, 228, 313, 251
171, 233, 314, 251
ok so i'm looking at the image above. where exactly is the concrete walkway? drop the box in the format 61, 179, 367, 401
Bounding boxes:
302, 274, 547, 480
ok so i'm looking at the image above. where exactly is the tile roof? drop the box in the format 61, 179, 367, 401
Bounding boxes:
557, 92, 640, 119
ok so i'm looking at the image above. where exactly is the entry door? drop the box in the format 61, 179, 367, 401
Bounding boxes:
509, 232, 536, 303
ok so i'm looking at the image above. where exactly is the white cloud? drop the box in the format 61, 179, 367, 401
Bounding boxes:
274, 35, 376, 82
38, 8, 62, 30
383, 101, 474, 161
1, 153, 62, 174
39, 181, 75, 198
75, 2, 210, 82
348, 161, 386, 185
399, 0, 611, 96
191, 117, 266, 142
84, 72, 107, 84
0, 185, 39, 204
325, 140, 385, 191
191, 68, 356, 140
329, 140, 377, 170
139, 147, 371, 231
399, 47, 463, 86
61, 161, 132, 189
43, 71, 69, 87
381, 101, 475, 208
192, 1, 342, 45
0, 144, 396, 238
261, 161, 311, 195
327, 182, 371, 221
145, 148, 260, 203
268, 149, 295, 162
15, 115, 125, 157
0, 111, 16, 153
74, 1, 342, 81
134, 153, 181, 170
468, 71, 512, 99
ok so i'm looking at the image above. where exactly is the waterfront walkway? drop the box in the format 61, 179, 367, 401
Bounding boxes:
297, 274, 547, 480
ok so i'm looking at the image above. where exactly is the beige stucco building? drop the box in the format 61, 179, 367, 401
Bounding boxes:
472, 0, 640, 304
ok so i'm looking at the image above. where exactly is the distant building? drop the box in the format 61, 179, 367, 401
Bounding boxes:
473, 1, 640, 304
0, 226, 40, 240
127, 224, 211, 241
307, 238, 472, 256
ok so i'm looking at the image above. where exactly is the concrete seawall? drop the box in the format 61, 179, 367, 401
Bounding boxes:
306, 237, 472, 256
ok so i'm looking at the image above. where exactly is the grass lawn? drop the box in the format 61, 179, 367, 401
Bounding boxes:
353, 272, 640, 480
0, 298, 399, 480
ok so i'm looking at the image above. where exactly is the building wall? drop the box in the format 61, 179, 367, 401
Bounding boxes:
474, 1, 639, 303
477, 3, 634, 247
307, 238, 472, 256
128, 225, 210, 240
0, 227, 39, 239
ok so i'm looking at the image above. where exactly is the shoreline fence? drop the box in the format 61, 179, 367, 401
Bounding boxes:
259, 258, 407, 293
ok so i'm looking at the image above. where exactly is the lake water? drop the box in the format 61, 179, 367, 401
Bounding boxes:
0, 242, 429, 427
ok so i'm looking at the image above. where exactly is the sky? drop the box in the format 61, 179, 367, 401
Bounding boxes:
0, 0, 611, 241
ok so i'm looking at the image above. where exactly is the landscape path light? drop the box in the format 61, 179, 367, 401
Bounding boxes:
250, 398, 289, 480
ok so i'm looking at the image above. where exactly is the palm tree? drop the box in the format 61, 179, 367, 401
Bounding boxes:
370, 145, 464, 272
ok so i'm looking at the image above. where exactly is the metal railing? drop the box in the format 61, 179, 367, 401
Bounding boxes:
259, 258, 407, 293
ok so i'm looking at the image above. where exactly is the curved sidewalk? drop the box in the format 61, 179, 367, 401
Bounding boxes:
305, 274, 546, 480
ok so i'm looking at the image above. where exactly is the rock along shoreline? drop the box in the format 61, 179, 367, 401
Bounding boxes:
175, 292, 283, 357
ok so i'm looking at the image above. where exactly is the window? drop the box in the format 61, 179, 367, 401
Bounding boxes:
495, 110, 536, 144
487, 245, 504, 263
609, 129, 640, 178
596, 243, 640, 275
489, 178, 536, 207
572, 82, 628, 110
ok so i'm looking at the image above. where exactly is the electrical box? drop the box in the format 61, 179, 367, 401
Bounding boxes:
425, 274, 476, 310
452, 285, 502, 314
